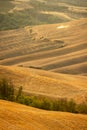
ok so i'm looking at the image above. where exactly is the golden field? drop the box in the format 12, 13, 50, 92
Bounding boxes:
0, 65, 87, 103
0, 19, 87, 75
0, 100, 87, 130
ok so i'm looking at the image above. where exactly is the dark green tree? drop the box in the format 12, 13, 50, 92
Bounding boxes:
0, 78, 15, 101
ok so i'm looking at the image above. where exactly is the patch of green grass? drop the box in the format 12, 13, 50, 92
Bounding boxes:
0, 0, 14, 13
50, 0, 87, 7
0, 8, 69, 31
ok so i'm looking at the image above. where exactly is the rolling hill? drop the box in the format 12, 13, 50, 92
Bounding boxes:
0, 65, 87, 103
0, 18, 87, 103
0, 18, 87, 75
0, 100, 87, 130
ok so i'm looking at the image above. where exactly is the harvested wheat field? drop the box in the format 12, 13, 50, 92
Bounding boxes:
0, 18, 87, 75
0, 100, 87, 130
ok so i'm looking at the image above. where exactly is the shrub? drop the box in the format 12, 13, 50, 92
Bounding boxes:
31, 97, 42, 108
50, 99, 76, 113
76, 102, 87, 114
40, 98, 52, 110
67, 99, 77, 113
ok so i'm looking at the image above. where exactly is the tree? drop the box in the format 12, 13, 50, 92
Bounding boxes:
0, 78, 15, 101
16, 86, 23, 101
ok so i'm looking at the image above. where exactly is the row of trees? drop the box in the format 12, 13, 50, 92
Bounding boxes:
0, 78, 22, 101
0, 78, 87, 114
17, 95, 87, 114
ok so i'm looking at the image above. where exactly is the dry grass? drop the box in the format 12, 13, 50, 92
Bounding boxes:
0, 18, 87, 75
0, 100, 87, 130
0, 18, 87, 103
0, 18, 87, 99
52, 62, 87, 75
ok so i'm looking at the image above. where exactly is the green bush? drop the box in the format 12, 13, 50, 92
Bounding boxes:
49, 99, 77, 113
17, 95, 32, 105
76, 102, 87, 114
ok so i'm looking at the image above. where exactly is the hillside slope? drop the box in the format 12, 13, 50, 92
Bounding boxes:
0, 65, 87, 103
0, 100, 87, 130
0, 18, 87, 75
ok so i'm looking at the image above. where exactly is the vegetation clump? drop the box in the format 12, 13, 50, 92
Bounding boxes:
0, 78, 15, 101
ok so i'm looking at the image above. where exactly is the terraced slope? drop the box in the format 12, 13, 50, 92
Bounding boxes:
0, 65, 87, 103
0, 18, 87, 75
0, 100, 87, 130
